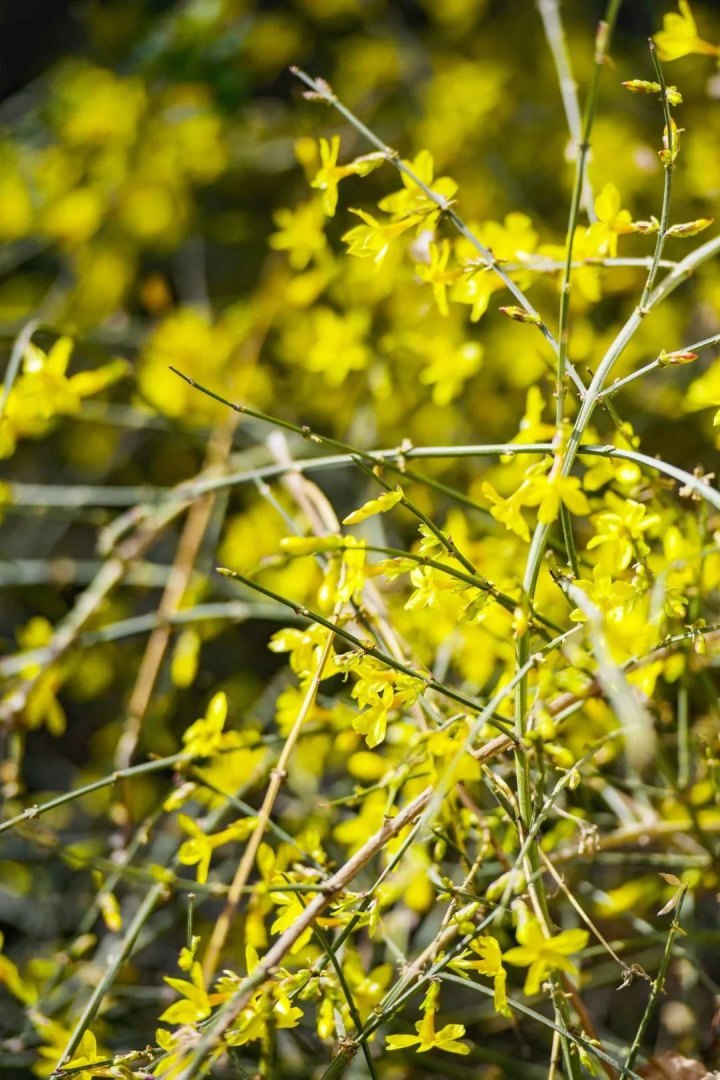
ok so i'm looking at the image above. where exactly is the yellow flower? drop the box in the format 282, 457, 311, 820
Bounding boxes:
342, 207, 413, 264
342, 953, 393, 1022
503, 386, 555, 456
352, 681, 394, 747
481, 480, 531, 542
450, 268, 495, 322
176, 814, 256, 884
343, 487, 403, 525
378, 149, 457, 231
0, 165, 33, 241
270, 890, 314, 953
334, 790, 386, 854
42, 188, 102, 246
419, 341, 483, 405
386, 1010, 470, 1055
306, 307, 371, 385
504, 916, 589, 996
32, 1018, 107, 1079
269, 200, 327, 269
182, 692, 232, 758
415, 239, 459, 317
484, 463, 590, 532
586, 492, 660, 571
137, 307, 239, 422
0, 337, 128, 459
653, 2, 719, 61
591, 182, 643, 258
468, 935, 511, 1017
161, 962, 224, 1025
53, 63, 147, 147
519, 470, 591, 525
311, 135, 384, 216
569, 566, 637, 623
0, 930, 36, 1004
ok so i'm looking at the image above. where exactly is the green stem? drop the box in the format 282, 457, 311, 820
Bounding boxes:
537, 0, 594, 217
0, 319, 38, 417
90, 438, 720, 518
621, 886, 688, 1078
639, 43, 674, 311
313, 925, 378, 1080
0, 752, 187, 836
559, 503, 580, 577
289, 71, 579, 385
50, 884, 166, 1074
554, 0, 622, 428
217, 565, 514, 734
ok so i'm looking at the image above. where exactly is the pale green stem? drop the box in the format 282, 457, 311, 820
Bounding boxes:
598, 331, 720, 400
0, 318, 38, 416
0, 752, 187, 836
537, 0, 594, 217
554, 0, 622, 427
217, 565, 514, 733
0, 602, 287, 678
620, 887, 688, 1078
290, 68, 594, 394
50, 884, 165, 1074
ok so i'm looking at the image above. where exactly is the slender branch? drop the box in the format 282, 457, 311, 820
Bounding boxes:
0, 501, 185, 729
174, 722, 519, 1080
554, 0, 622, 426
597, 331, 720, 400
0, 752, 188, 836
537, 0, 594, 216
620, 886, 689, 1078
51, 884, 166, 1074
289, 67, 592, 395
0, 318, 38, 417
639, 42, 674, 311
216, 565, 515, 734
201, 613, 338, 981
0, 601, 288, 678
170, 367, 481, 575
173, 786, 437, 1078
115, 421, 236, 772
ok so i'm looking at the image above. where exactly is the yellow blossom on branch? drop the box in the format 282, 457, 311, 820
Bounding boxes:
468, 935, 511, 1017
482, 465, 590, 539
342, 207, 414, 264
519, 469, 591, 525
176, 814, 257, 884
586, 493, 660, 571
0, 337, 128, 459
386, 1010, 470, 1055
269, 200, 327, 269
503, 916, 589, 996
343, 487, 403, 525
591, 182, 645, 257
311, 135, 384, 216
161, 962, 223, 1025
653, 2, 719, 61
415, 239, 459, 316
482, 480, 531, 542
378, 149, 457, 231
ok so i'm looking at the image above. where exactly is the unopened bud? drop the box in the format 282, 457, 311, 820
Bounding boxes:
622, 79, 661, 94
666, 218, 714, 238
633, 218, 660, 234
658, 349, 698, 367
498, 306, 541, 324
